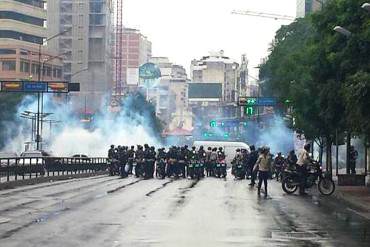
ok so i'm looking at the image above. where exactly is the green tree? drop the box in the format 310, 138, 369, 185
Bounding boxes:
260, 0, 370, 168
0, 94, 24, 149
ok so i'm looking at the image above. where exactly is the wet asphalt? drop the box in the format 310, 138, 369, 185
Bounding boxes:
0, 174, 369, 247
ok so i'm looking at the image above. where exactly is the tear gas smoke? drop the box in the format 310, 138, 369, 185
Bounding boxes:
250, 116, 294, 155
1, 94, 162, 156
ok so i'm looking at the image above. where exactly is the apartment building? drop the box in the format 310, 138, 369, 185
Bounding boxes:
47, 0, 113, 111
0, 0, 63, 81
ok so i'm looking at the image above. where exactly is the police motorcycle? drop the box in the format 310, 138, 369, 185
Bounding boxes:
232, 159, 245, 179
108, 158, 120, 176
156, 157, 167, 179
193, 160, 205, 180
187, 159, 195, 179
282, 160, 335, 196
135, 157, 145, 178
231, 150, 245, 179
215, 158, 227, 178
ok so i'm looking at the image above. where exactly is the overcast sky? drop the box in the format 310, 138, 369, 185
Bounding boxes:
124, 0, 297, 80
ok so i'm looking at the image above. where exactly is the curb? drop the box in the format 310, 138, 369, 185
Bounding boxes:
332, 189, 370, 213
0, 172, 108, 191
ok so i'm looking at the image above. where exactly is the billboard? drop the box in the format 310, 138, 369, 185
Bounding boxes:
0, 81, 78, 93
48, 82, 68, 93
127, 68, 139, 85
1, 81, 23, 92
188, 83, 222, 100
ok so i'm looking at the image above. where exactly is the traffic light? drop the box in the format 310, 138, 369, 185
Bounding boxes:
210, 120, 217, 128
223, 133, 230, 138
246, 98, 257, 106
245, 106, 254, 116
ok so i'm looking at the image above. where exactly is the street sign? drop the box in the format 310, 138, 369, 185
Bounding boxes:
238, 97, 277, 106
0, 81, 79, 93
48, 82, 68, 93
245, 106, 254, 115
209, 119, 248, 128
24, 82, 47, 92
1, 81, 23, 92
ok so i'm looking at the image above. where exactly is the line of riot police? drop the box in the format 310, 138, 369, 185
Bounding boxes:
107, 144, 228, 179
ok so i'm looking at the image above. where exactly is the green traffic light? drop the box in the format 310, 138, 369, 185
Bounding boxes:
247, 98, 257, 106
245, 106, 254, 115
210, 120, 217, 128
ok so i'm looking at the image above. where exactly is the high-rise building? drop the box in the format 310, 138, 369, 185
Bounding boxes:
296, 0, 325, 18
47, 0, 113, 112
189, 51, 242, 138
0, 0, 63, 81
121, 28, 152, 87
145, 57, 192, 130
190, 50, 239, 103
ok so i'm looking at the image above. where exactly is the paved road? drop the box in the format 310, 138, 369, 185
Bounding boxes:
0, 174, 369, 247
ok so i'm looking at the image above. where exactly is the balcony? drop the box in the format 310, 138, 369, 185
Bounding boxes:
0, 19, 46, 40
0, 0, 46, 19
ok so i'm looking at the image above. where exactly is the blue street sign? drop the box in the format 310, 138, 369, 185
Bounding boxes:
258, 97, 277, 106
239, 97, 277, 106
23, 82, 47, 92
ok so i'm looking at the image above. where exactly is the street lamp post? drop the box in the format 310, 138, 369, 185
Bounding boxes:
362, 3, 370, 12
333, 26, 352, 37
39, 52, 68, 144
35, 28, 71, 150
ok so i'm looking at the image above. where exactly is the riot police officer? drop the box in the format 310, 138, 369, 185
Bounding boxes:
178, 147, 187, 178
127, 146, 135, 174
135, 145, 144, 177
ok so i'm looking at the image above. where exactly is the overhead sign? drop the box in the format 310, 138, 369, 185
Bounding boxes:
1, 81, 23, 92
24, 82, 47, 92
48, 82, 68, 93
239, 97, 277, 106
139, 63, 161, 80
209, 119, 248, 128
0, 81, 79, 93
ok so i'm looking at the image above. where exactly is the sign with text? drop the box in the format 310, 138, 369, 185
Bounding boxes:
1, 81, 23, 92
48, 82, 68, 93
238, 97, 277, 106
24, 82, 47, 92
0, 81, 79, 93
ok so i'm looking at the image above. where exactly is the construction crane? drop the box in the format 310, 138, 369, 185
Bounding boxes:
110, 0, 123, 111
231, 10, 295, 21
115, 0, 123, 96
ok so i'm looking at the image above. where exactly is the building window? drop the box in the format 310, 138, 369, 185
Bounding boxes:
43, 65, 52, 77
90, 2, 103, 13
53, 67, 62, 78
89, 14, 104, 25
0, 30, 43, 45
2, 60, 16, 71
0, 49, 16, 55
14, 0, 44, 8
0, 11, 44, 27
31, 63, 40, 75
20, 60, 30, 73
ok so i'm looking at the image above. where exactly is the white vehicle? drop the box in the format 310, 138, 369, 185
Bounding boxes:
193, 141, 250, 164
20, 150, 53, 158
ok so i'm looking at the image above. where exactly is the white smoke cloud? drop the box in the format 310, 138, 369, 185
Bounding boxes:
1, 94, 162, 157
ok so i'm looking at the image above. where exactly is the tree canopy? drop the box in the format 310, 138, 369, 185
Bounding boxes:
259, 0, 370, 143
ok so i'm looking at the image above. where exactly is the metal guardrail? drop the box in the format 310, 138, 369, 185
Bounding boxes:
0, 157, 108, 183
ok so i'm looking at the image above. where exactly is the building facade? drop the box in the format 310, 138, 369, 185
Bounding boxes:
121, 28, 151, 87
0, 0, 63, 81
296, 0, 325, 18
145, 57, 192, 131
190, 50, 239, 103
47, 0, 113, 111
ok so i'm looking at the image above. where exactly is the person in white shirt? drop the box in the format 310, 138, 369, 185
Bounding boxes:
296, 143, 311, 195
254, 146, 271, 197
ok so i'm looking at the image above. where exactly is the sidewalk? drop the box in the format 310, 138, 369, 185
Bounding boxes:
333, 185, 370, 218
